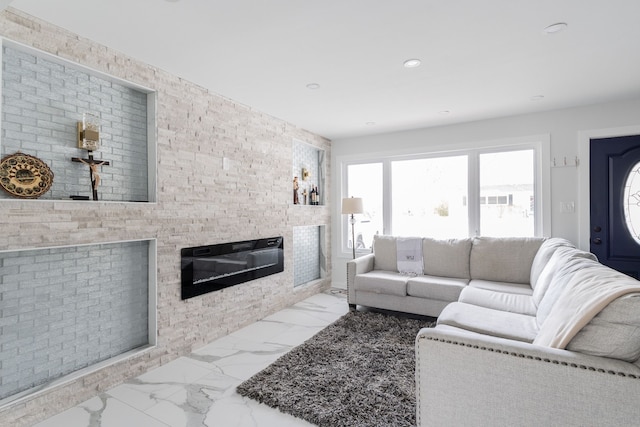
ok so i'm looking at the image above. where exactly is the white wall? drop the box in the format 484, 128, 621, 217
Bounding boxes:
331, 96, 640, 288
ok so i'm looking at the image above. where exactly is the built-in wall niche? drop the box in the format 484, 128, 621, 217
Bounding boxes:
0, 39, 157, 202
0, 239, 157, 407
293, 225, 326, 287
292, 139, 325, 206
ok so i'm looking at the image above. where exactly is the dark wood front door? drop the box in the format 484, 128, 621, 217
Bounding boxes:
590, 134, 640, 278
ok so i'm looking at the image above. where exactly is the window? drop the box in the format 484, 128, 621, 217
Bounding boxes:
624, 161, 640, 245
341, 137, 547, 256
346, 163, 383, 251
479, 150, 534, 237
391, 156, 468, 238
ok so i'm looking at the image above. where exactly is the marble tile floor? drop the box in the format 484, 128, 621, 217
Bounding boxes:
34, 289, 350, 427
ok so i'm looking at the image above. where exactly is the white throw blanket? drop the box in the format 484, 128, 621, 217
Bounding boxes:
534, 266, 640, 348
397, 237, 423, 276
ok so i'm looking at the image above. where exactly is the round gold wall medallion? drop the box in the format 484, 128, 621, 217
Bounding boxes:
0, 152, 54, 198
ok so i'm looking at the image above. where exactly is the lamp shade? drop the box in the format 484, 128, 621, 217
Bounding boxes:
342, 197, 364, 215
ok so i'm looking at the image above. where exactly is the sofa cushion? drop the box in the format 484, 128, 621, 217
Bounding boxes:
437, 302, 538, 343
458, 286, 536, 315
422, 238, 472, 279
406, 275, 468, 302
535, 255, 601, 327
532, 246, 598, 307
529, 237, 575, 288
468, 279, 533, 295
567, 293, 640, 362
353, 271, 407, 297
470, 236, 544, 284
535, 260, 640, 348
372, 235, 398, 272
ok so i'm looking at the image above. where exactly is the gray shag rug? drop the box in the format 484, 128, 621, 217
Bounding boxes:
236, 310, 435, 427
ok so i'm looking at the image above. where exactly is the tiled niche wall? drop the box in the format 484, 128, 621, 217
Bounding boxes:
1, 44, 151, 202
292, 139, 325, 205
0, 240, 153, 402
293, 225, 326, 287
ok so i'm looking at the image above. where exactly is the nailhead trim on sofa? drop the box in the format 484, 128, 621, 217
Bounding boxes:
418, 335, 640, 379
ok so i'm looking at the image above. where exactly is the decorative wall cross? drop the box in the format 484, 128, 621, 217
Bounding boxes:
71, 151, 110, 200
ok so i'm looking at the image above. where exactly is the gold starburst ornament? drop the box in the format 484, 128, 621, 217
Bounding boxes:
0, 152, 54, 198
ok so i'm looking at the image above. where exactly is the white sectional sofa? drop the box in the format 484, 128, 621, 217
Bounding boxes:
346, 235, 640, 426
347, 234, 545, 317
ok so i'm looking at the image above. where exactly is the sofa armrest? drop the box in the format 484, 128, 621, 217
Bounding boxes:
346, 253, 375, 304
416, 327, 640, 427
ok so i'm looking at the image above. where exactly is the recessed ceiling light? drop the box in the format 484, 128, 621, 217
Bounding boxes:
365, 122, 376, 126
306, 83, 320, 90
403, 59, 421, 68
543, 22, 568, 34
530, 95, 545, 101
439, 110, 451, 115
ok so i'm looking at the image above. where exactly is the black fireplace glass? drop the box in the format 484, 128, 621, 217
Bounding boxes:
181, 236, 284, 300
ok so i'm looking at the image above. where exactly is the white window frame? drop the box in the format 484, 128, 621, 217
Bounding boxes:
338, 135, 551, 258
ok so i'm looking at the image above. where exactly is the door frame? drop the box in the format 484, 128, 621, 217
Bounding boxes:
578, 125, 640, 251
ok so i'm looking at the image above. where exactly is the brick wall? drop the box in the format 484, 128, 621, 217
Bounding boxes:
0, 8, 331, 426
0, 241, 150, 401
293, 225, 322, 286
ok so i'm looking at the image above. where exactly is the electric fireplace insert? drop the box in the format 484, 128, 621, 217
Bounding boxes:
181, 236, 284, 300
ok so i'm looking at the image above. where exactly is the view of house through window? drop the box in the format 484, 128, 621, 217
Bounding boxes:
480, 150, 535, 237
343, 146, 538, 255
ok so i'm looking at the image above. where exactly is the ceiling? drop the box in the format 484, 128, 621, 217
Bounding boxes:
7, 0, 640, 140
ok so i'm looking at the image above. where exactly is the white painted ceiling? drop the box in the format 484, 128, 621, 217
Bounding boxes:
8, 0, 640, 140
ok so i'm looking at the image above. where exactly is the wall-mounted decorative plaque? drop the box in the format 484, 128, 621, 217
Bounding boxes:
0, 152, 54, 198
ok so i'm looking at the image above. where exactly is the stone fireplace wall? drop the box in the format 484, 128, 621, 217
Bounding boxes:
0, 8, 331, 426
